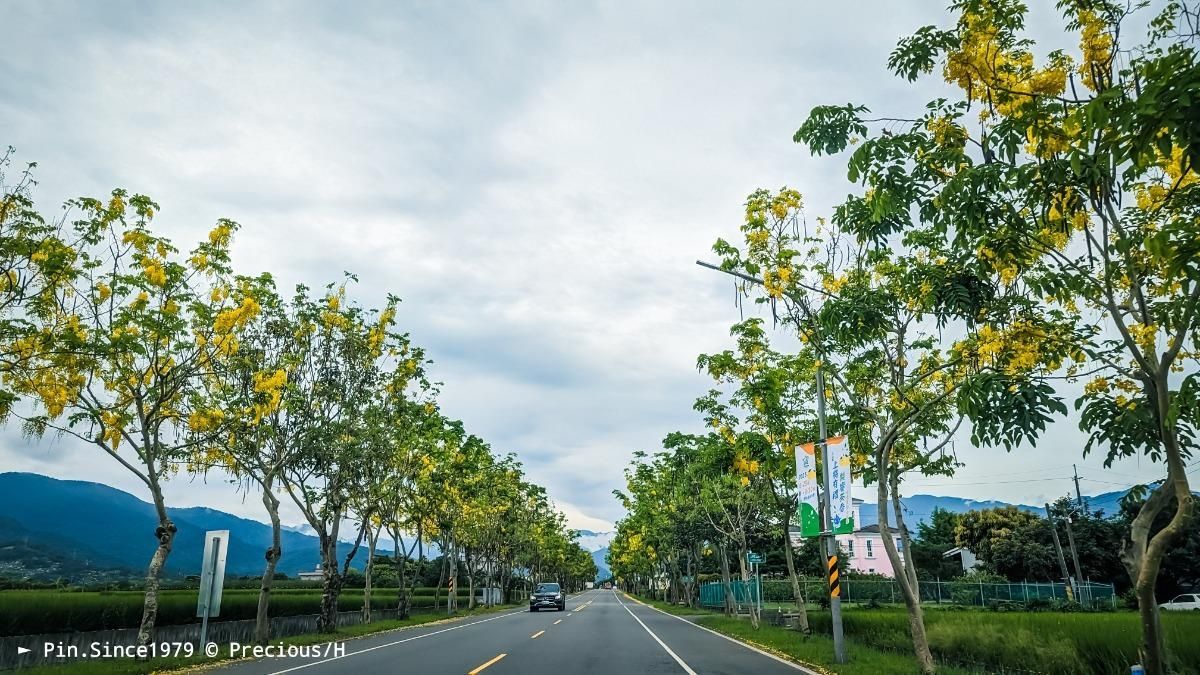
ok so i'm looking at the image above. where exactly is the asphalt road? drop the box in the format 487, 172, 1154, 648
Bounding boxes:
215, 589, 813, 675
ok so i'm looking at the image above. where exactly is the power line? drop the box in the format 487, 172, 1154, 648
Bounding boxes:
905, 477, 1070, 487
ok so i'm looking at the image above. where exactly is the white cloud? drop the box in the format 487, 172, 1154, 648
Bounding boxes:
0, 0, 1181, 537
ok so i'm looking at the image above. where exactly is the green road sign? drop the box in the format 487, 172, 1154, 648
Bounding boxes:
747, 552, 764, 563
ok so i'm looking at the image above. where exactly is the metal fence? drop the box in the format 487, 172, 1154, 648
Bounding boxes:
699, 578, 1116, 609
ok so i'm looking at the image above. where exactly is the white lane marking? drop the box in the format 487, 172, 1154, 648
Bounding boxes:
624, 596, 816, 674
614, 595, 698, 675
554, 620, 562, 625
531, 630, 545, 639
265, 609, 526, 674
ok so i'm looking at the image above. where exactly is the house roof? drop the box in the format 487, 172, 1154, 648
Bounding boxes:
942, 546, 974, 558
855, 523, 905, 535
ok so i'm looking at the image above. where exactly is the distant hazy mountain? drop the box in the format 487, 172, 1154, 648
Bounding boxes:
575, 529, 614, 552
0, 473, 381, 581
591, 548, 610, 581
574, 530, 613, 581
857, 491, 1131, 529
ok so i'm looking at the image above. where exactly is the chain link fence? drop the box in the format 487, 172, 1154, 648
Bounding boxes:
699, 578, 1116, 609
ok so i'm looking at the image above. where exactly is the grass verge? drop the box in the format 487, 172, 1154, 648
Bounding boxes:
694, 616, 978, 675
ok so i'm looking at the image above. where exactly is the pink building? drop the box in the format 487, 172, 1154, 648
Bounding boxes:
835, 498, 909, 577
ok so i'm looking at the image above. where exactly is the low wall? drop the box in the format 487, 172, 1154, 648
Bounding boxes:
1, 607, 407, 670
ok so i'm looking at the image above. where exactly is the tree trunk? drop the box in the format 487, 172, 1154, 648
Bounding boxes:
136, 481, 176, 647
719, 543, 736, 616
255, 483, 282, 644
878, 465, 935, 674
393, 531, 418, 619
317, 533, 341, 633
433, 550, 446, 611
736, 543, 759, 628
781, 506, 811, 633
362, 524, 379, 622
1121, 371, 1197, 675
466, 548, 476, 610
1123, 468, 1193, 675
414, 520, 424, 615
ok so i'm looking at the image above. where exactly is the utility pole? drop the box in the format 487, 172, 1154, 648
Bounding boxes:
1063, 513, 1087, 606
1072, 465, 1085, 509
1045, 503, 1075, 602
696, 259, 845, 664
817, 367, 848, 664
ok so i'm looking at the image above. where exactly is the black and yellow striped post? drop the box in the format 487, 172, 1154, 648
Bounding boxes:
828, 555, 840, 598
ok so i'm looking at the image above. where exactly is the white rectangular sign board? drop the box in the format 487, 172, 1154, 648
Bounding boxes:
196, 530, 229, 618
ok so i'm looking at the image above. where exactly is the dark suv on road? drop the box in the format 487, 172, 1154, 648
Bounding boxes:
529, 582, 565, 612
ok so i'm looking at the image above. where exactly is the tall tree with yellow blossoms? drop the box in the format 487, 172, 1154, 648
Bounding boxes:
795, 2, 1199, 670
193, 274, 316, 643
0, 149, 77, 420
696, 318, 825, 631
275, 280, 424, 633
8, 189, 247, 646
711, 187, 1076, 671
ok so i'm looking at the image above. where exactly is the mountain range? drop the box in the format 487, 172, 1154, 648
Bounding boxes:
0, 473, 382, 581
0, 472, 1135, 584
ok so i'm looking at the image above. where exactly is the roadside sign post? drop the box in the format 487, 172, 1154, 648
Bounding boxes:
196, 530, 229, 648
817, 369, 847, 664
747, 552, 764, 613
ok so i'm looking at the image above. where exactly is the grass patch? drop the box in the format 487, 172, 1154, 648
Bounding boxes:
17, 604, 516, 674
805, 608, 1200, 675
0, 589, 450, 636
630, 593, 1200, 674
695, 616, 977, 675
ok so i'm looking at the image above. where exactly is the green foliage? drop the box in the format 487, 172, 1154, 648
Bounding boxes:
803, 607, 1200, 675
911, 508, 967, 581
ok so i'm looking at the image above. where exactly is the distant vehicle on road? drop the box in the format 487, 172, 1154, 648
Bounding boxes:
529, 582, 565, 612
603, 583, 612, 590
1160, 593, 1200, 611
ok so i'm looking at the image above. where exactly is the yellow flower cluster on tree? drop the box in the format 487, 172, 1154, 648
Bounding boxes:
213, 296, 261, 335
944, 8, 1069, 118
208, 223, 234, 247
366, 307, 396, 356
1127, 322, 1158, 354
731, 454, 760, 476
188, 408, 226, 432
15, 367, 87, 418
927, 116, 967, 149
1077, 9, 1113, 90
250, 369, 287, 424
962, 320, 1058, 376
122, 229, 151, 252
140, 257, 167, 286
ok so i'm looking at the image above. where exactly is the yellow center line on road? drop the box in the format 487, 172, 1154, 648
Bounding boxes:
467, 653, 506, 675
554, 619, 562, 625
531, 630, 545, 639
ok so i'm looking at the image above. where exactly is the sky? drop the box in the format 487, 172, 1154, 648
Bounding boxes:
0, 0, 1182, 534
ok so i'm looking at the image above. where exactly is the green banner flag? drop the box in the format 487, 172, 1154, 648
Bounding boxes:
796, 441, 821, 537
828, 435, 854, 535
